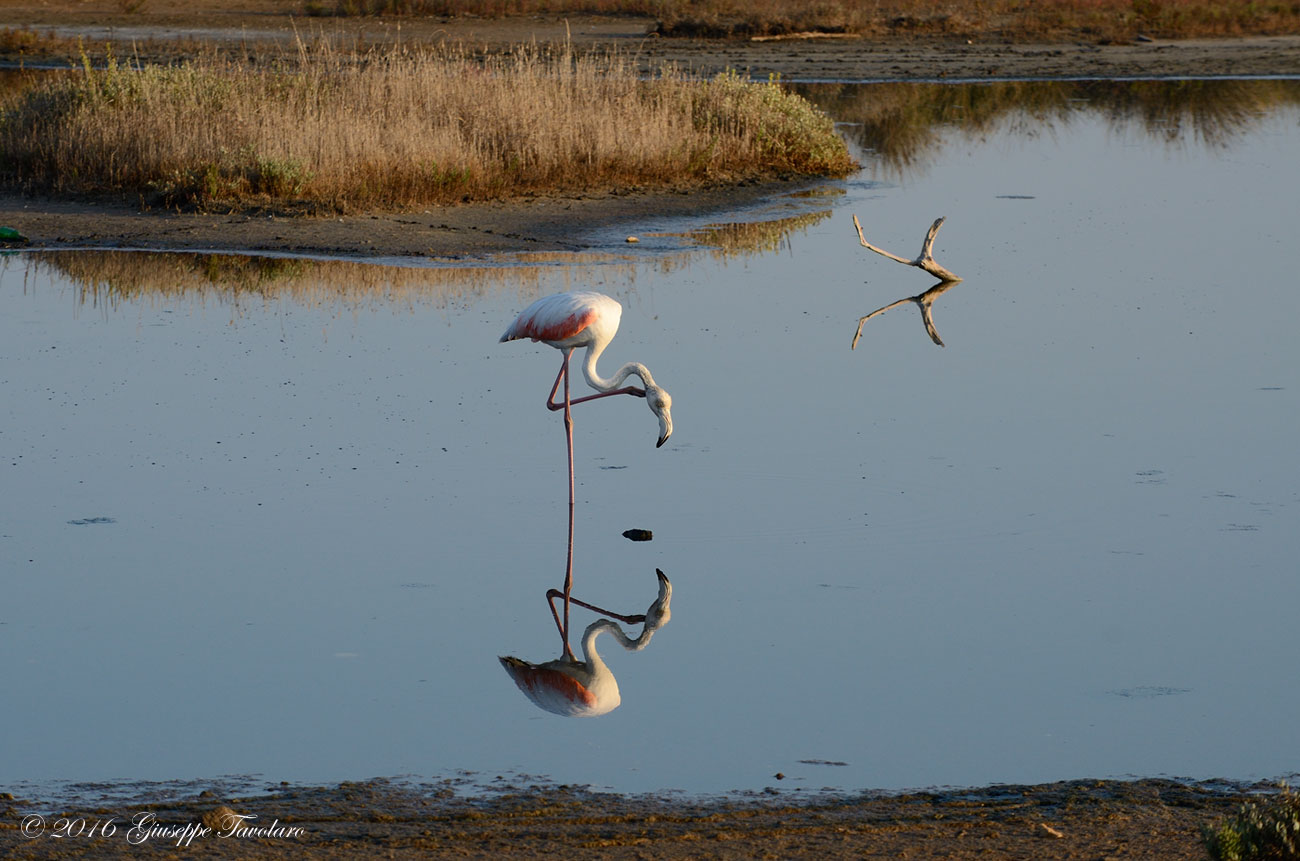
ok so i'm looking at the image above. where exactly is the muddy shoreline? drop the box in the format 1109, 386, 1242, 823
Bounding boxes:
0, 179, 828, 262
0, 777, 1266, 859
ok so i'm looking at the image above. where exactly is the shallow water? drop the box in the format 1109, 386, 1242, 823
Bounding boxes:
3, 80, 1299, 800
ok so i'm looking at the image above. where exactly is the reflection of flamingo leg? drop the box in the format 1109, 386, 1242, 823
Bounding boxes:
547, 588, 647, 649
562, 350, 575, 660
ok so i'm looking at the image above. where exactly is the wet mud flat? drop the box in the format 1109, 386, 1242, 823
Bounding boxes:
0, 179, 818, 261
0, 778, 1261, 859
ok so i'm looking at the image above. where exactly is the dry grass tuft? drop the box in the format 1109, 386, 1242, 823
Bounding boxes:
0, 42, 854, 212
0, 26, 91, 62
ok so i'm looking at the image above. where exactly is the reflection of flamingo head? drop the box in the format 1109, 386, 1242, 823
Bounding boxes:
644, 569, 672, 632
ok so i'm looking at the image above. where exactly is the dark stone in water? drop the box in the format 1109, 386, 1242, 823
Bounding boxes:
622, 529, 653, 542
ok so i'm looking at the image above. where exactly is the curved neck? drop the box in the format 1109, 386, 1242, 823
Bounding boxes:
582, 618, 656, 665
581, 342, 656, 393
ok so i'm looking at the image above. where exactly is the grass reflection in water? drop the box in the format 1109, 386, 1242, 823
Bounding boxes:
796, 79, 1300, 177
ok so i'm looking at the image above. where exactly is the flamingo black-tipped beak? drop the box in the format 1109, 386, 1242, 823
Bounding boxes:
656, 416, 672, 448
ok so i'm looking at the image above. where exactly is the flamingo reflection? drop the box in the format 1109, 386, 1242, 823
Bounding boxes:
500, 570, 672, 717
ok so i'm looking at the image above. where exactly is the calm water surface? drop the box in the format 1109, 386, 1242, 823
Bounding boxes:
3, 81, 1298, 800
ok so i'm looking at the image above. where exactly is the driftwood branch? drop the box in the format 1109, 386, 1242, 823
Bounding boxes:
852, 214, 961, 283
851, 280, 960, 350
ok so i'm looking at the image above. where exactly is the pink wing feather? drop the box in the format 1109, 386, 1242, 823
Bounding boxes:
499, 292, 616, 346
499, 656, 598, 716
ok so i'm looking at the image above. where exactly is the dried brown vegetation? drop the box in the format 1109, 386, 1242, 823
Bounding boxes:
299, 0, 1300, 42
0, 42, 855, 213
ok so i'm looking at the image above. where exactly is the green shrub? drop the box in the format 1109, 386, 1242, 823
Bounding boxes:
1204, 784, 1300, 861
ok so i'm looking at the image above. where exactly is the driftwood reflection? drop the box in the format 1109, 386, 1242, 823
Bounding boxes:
851, 279, 960, 350
500, 569, 672, 718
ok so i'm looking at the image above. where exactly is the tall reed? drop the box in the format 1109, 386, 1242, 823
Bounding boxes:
0, 43, 855, 212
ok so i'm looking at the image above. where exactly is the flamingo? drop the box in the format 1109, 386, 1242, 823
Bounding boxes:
500, 570, 672, 717
499, 291, 673, 450
500, 290, 673, 657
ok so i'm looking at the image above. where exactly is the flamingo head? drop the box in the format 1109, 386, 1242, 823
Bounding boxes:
647, 384, 673, 448
644, 569, 672, 633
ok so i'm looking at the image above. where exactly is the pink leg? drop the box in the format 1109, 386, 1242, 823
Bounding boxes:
543, 366, 644, 410
544, 352, 569, 412
566, 386, 646, 405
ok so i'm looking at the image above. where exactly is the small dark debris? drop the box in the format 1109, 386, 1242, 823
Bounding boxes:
1109, 686, 1191, 698
67, 516, 116, 526
622, 529, 653, 542
798, 759, 849, 767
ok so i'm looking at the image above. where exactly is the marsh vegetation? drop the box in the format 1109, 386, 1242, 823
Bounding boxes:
0, 43, 854, 213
